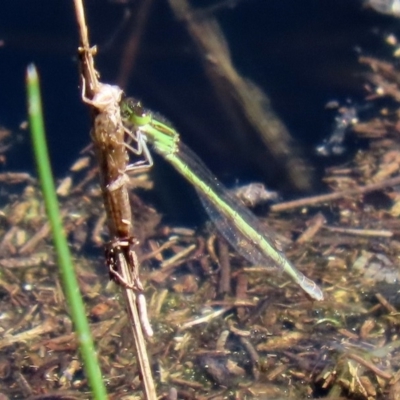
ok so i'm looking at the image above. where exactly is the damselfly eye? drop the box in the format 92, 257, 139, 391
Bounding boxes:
134, 102, 146, 117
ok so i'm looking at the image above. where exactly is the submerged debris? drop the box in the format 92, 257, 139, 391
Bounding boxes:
316, 101, 359, 157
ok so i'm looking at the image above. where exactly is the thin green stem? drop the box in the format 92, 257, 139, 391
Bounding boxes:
26, 64, 108, 400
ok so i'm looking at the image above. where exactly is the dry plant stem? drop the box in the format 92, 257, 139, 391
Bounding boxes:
114, 249, 155, 376
84, 81, 157, 400
0, 320, 55, 350
235, 273, 248, 320
296, 212, 326, 244
323, 226, 393, 238
74, 0, 99, 97
0, 172, 32, 183
217, 238, 231, 294
346, 353, 392, 380
0, 253, 49, 269
239, 336, 260, 379
375, 292, 397, 313
73, 1, 156, 398
149, 243, 197, 283
270, 175, 400, 212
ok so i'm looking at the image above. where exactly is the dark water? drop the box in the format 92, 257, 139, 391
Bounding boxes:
0, 0, 398, 191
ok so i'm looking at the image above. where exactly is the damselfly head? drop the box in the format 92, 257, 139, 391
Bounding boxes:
120, 97, 152, 126
120, 97, 142, 115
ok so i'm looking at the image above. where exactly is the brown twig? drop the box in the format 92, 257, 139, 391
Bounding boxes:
217, 237, 231, 295
323, 226, 393, 238
347, 353, 392, 380
296, 212, 326, 244
73, 0, 99, 98
375, 292, 397, 313
270, 175, 400, 213
72, 1, 157, 398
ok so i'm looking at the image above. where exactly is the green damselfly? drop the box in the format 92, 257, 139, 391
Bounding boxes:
121, 98, 323, 301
